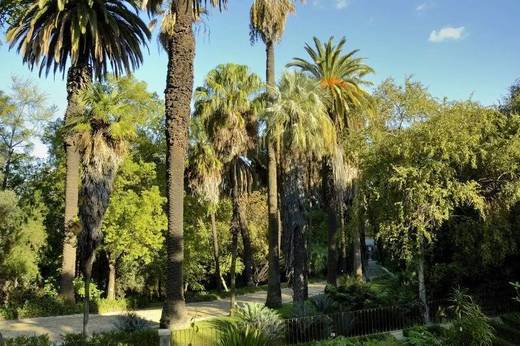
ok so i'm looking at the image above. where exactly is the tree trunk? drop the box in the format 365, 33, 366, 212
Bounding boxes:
359, 217, 368, 280
229, 216, 239, 312
417, 255, 430, 323
60, 63, 92, 303
82, 254, 95, 337
339, 202, 348, 274
284, 163, 307, 310
210, 211, 223, 292
107, 259, 116, 300
322, 159, 338, 286
160, 0, 194, 328
352, 225, 363, 280
1, 149, 13, 190
265, 40, 282, 308
239, 212, 254, 287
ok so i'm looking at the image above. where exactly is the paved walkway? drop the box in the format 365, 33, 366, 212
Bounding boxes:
366, 259, 389, 280
0, 283, 325, 342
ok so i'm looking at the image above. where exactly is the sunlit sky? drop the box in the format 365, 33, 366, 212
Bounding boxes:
1, 0, 519, 157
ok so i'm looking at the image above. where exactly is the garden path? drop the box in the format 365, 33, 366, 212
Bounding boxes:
0, 282, 325, 342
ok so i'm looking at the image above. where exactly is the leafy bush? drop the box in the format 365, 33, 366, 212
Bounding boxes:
3, 335, 51, 346
403, 326, 443, 345
445, 290, 495, 346
185, 291, 220, 303
62, 329, 158, 346
309, 294, 338, 315
112, 313, 153, 332
213, 304, 284, 345
325, 283, 384, 311
94, 298, 129, 314
73, 277, 103, 300
16, 295, 82, 318
303, 334, 401, 345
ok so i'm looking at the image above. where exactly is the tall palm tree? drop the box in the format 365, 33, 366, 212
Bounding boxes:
249, 0, 299, 309
194, 63, 263, 309
188, 121, 225, 291
268, 72, 335, 307
6, 0, 150, 302
288, 37, 373, 285
142, 0, 226, 327
67, 76, 151, 335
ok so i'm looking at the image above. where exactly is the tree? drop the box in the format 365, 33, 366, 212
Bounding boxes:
268, 72, 335, 307
142, 0, 227, 327
249, 0, 299, 308
67, 76, 154, 335
195, 63, 263, 308
288, 37, 374, 285
6, 0, 150, 303
0, 78, 54, 190
102, 159, 166, 300
188, 121, 225, 291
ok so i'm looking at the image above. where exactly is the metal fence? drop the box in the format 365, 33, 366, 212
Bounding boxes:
170, 295, 519, 346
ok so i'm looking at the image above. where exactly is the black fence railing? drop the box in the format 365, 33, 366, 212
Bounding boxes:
171, 295, 520, 346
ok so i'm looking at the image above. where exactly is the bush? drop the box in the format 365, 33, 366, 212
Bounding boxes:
112, 313, 153, 332
3, 335, 51, 346
16, 295, 82, 318
185, 291, 220, 303
62, 329, 158, 346
73, 278, 103, 300
213, 303, 284, 345
445, 290, 495, 346
302, 334, 401, 345
403, 326, 443, 345
325, 283, 384, 311
94, 299, 129, 314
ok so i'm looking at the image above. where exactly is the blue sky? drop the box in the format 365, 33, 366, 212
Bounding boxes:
1, 0, 520, 155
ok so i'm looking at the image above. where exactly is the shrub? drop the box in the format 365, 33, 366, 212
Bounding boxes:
112, 313, 153, 332
445, 290, 495, 346
309, 294, 338, 315
62, 329, 158, 346
3, 335, 51, 346
325, 283, 384, 311
73, 277, 103, 300
94, 299, 129, 314
403, 326, 443, 345
213, 304, 284, 345
16, 295, 82, 318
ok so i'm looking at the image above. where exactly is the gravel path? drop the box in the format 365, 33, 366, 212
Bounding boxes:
0, 283, 325, 342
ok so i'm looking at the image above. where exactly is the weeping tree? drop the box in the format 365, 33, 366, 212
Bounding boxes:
268, 72, 336, 307
6, 0, 150, 302
249, 0, 300, 309
194, 63, 263, 309
288, 37, 373, 285
68, 76, 152, 336
188, 119, 226, 291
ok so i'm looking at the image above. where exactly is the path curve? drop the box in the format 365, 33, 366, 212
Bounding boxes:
0, 283, 325, 342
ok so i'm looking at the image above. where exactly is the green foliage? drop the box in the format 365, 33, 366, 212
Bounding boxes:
61, 329, 158, 346
325, 282, 384, 311
446, 290, 495, 346
303, 334, 401, 346
213, 303, 284, 345
0, 190, 46, 304
73, 277, 102, 300
3, 335, 51, 346
403, 326, 443, 346
111, 313, 153, 332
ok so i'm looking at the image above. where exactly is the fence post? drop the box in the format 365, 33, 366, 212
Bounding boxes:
158, 328, 171, 346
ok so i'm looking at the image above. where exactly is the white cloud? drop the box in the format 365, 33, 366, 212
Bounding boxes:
336, 0, 350, 9
429, 26, 466, 43
416, 2, 434, 12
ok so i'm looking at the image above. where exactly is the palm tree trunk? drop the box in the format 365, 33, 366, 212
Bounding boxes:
210, 211, 223, 292
284, 162, 306, 309
229, 216, 239, 312
239, 207, 254, 287
265, 39, 282, 308
60, 63, 92, 303
160, 0, 194, 328
322, 159, 338, 286
352, 225, 363, 280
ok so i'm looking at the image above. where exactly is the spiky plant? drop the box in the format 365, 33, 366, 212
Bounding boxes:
68, 76, 153, 335
6, 0, 150, 302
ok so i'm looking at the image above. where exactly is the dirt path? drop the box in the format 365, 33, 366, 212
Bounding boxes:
0, 283, 325, 342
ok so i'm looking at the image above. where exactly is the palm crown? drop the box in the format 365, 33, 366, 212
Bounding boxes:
288, 36, 374, 130
6, 0, 150, 78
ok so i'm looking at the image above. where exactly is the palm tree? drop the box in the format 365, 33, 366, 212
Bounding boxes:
6, 0, 150, 302
188, 121, 225, 291
141, 0, 226, 327
67, 76, 151, 335
194, 63, 263, 309
268, 72, 335, 307
249, 0, 299, 309
288, 37, 373, 285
